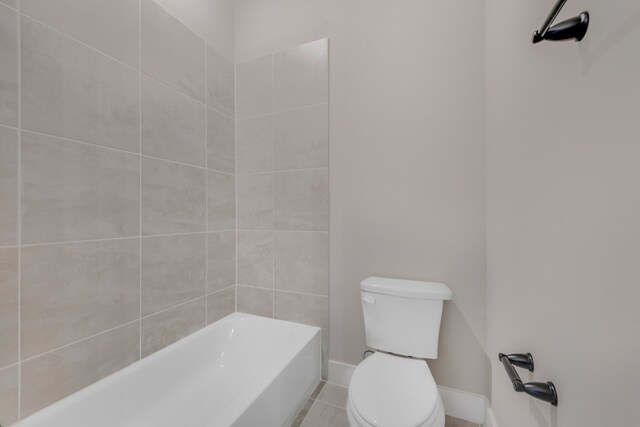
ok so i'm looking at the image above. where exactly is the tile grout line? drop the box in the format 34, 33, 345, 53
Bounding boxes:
0, 363, 19, 372
271, 53, 276, 319
311, 399, 346, 411
207, 284, 235, 297
20, 231, 225, 249
0, 122, 18, 131
21, 289, 211, 368
17, 0, 22, 418
237, 100, 328, 122
19, 319, 140, 365
140, 294, 207, 321
238, 229, 328, 234
236, 166, 328, 176
21, 125, 321, 177
234, 57, 238, 314
20, 127, 235, 175
138, 0, 143, 362
237, 284, 329, 299
0, 1, 18, 13
16, 228, 326, 252
19, 11, 141, 72
204, 41, 209, 325
326, 39, 331, 370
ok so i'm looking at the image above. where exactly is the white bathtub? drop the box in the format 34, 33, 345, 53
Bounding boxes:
17, 313, 322, 427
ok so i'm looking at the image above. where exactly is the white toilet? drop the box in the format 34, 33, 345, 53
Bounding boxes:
347, 277, 452, 427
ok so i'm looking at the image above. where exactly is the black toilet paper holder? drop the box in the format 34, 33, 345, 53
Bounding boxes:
498, 353, 558, 406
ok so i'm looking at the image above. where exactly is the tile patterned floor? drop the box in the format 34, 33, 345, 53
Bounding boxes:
292, 381, 482, 427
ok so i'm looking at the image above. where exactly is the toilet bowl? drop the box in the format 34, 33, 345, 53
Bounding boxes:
347, 277, 452, 427
346, 352, 445, 427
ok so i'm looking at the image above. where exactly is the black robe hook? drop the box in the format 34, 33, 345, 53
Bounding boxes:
532, 0, 589, 44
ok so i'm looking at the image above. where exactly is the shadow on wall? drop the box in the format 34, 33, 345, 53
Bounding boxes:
428, 302, 492, 398
580, 4, 640, 73
529, 397, 558, 427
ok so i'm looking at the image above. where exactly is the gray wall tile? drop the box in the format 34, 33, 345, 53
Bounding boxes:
207, 231, 236, 293
275, 231, 328, 296
8, 1, 251, 417
236, 55, 273, 119
237, 286, 273, 318
21, 16, 140, 152
206, 45, 234, 117
141, 0, 205, 101
21, 239, 140, 359
21, 132, 140, 244
0, 365, 18, 427
237, 230, 273, 288
207, 108, 235, 173
0, 127, 17, 246
274, 39, 328, 112
274, 169, 329, 231
274, 291, 329, 330
237, 173, 273, 230
142, 76, 206, 167
237, 114, 273, 174
21, 322, 139, 418
207, 171, 236, 231
207, 286, 235, 324
142, 233, 206, 316
275, 290, 329, 373
0, 248, 17, 368
275, 103, 328, 170
21, 0, 139, 69
141, 297, 206, 357
0, 5, 18, 127
142, 157, 206, 235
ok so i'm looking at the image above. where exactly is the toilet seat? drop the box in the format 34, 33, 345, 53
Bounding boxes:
347, 352, 443, 427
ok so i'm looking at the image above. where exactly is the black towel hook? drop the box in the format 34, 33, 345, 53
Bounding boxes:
532, 0, 589, 44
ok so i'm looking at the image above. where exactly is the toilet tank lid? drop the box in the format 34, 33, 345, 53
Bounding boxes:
361, 277, 452, 300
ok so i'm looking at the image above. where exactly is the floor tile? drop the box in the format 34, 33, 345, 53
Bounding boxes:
294, 382, 482, 427
317, 383, 348, 409
300, 400, 349, 427
445, 415, 482, 427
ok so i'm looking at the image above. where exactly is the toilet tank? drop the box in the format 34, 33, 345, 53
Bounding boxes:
361, 277, 452, 359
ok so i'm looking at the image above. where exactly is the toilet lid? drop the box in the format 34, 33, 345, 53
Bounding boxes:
349, 352, 438, 427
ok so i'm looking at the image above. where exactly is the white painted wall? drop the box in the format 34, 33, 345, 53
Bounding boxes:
235, 0, 489, 395
486, 0, 640, 425
152, 0, 234, 60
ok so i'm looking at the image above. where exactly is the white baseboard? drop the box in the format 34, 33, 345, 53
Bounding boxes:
328, 359, 495, 426
438, 385, 486, 424
327, 359, 355, 387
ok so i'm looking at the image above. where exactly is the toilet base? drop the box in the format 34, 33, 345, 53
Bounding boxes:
346, 393, 445, 427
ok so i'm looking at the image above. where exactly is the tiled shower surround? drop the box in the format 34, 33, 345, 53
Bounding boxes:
234, 39, 329, 370
0, 0, 328, 424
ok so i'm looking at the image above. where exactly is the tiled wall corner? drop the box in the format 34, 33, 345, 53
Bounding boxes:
0, 0, 236, 421
234, 39, 330, 375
